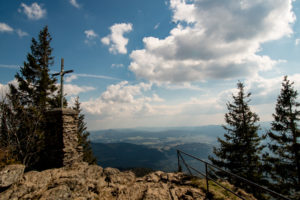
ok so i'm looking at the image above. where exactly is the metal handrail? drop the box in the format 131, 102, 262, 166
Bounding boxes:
177, 149, 291, 200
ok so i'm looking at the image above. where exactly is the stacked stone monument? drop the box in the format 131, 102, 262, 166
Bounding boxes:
45, 108, 83, 168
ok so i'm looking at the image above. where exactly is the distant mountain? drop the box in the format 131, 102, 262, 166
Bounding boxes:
90, 123, 272, 172
89, 123, 271, 147
92, 142, 213, 172
89, 125, 224, 147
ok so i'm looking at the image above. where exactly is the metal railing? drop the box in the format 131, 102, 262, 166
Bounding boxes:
177, 149, 291, 200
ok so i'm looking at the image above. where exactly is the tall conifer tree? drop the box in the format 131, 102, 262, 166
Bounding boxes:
265, 76, 300, 197
209, 82, 265, 197
0, 26, 58, 169
73, 97, 97, 164
14, 26, 57, 110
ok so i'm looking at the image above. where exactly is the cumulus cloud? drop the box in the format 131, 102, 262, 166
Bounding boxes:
69, 0, 80, 8
19, 2, 46, 20
81, 81, 161, 118
0, 23, 13, 32
80, 81, 231, 129
84, 29, 98, 45
101, 23, 133, 54
16, 29, 28, 37
246, 74, 300, 104
129, 0, 295, 83
64, 84, 95, 96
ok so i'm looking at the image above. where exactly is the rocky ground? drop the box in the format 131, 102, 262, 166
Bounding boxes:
0, 163, 256, 200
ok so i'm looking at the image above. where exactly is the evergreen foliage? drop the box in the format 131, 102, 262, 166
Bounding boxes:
15, 26, 58, 110
0, 26, 57, 170
265, 76, 300, 197
73, 97, 97, 164
209, 81, 265, 198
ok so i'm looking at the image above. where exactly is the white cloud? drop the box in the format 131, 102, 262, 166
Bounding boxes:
0, 64, 19, 69
69, 0, 80, 8
295, 38, 300, 46
246, 74, 300, 104
64, 73, 119, 82
154, 23, 160, 30
84, 29, 98, 45
129, 0, 295, 83
111, 63, 124, 68
81, 81, 158, 118
19, 3, 46, 20
0, 80, 18, 101
64, 84, 95, 96
101, 23, 133, 54
65, 74, 78, 83
84, 30, 98, 39
0, 23, 13, 32
16, 29, 28, 37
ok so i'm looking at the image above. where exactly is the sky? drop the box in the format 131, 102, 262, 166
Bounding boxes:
0, 0, 300, 130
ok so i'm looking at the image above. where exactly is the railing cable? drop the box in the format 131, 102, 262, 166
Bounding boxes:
177, 149, 291, 200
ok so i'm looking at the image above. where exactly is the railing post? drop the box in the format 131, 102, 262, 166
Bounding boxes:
205, 163, 209, 194
177, 150, 182, 172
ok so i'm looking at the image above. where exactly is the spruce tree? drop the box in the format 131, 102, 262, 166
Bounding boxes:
0, 26, 58, 170
209, 81, 265, 197
14, 26, 57, 110
73, 97, 97, 164
265, 76, 300, 197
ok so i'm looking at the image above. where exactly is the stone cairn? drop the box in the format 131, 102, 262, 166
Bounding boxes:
45, 108, 83, 168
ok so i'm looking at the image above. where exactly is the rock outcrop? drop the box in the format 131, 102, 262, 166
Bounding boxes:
0, 163, 256, 200
0, 164, 25, 188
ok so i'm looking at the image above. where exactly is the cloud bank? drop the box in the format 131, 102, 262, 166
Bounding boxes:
129, 0, 295, 83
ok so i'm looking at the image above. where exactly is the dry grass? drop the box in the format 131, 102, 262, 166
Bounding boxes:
190, 177, 257, 200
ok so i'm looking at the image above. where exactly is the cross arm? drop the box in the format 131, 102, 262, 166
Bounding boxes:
63, 70, 74, 74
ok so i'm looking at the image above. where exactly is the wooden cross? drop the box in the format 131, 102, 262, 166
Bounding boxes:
53, 58, 74, 108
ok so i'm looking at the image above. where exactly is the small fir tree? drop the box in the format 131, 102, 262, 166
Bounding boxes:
209, 81, 265, 197
73, 97, 97, 164
265, 76, 300, 197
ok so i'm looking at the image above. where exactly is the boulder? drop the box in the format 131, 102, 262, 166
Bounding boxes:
0, 164, 25, 187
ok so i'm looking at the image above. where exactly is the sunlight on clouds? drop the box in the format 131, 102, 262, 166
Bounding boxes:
81, 81, 158, 118
19, 2, 46, 20
80, 73, 300, 130
101, 23, 133, 54
129, 0, 296, 83
64, 84, 95, 96
65, 74, 78, 83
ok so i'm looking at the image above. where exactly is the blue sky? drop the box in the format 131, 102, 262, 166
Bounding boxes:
1, 0, 300, 130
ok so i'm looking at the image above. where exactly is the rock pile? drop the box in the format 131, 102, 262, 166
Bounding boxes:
0, 163, 256, 200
